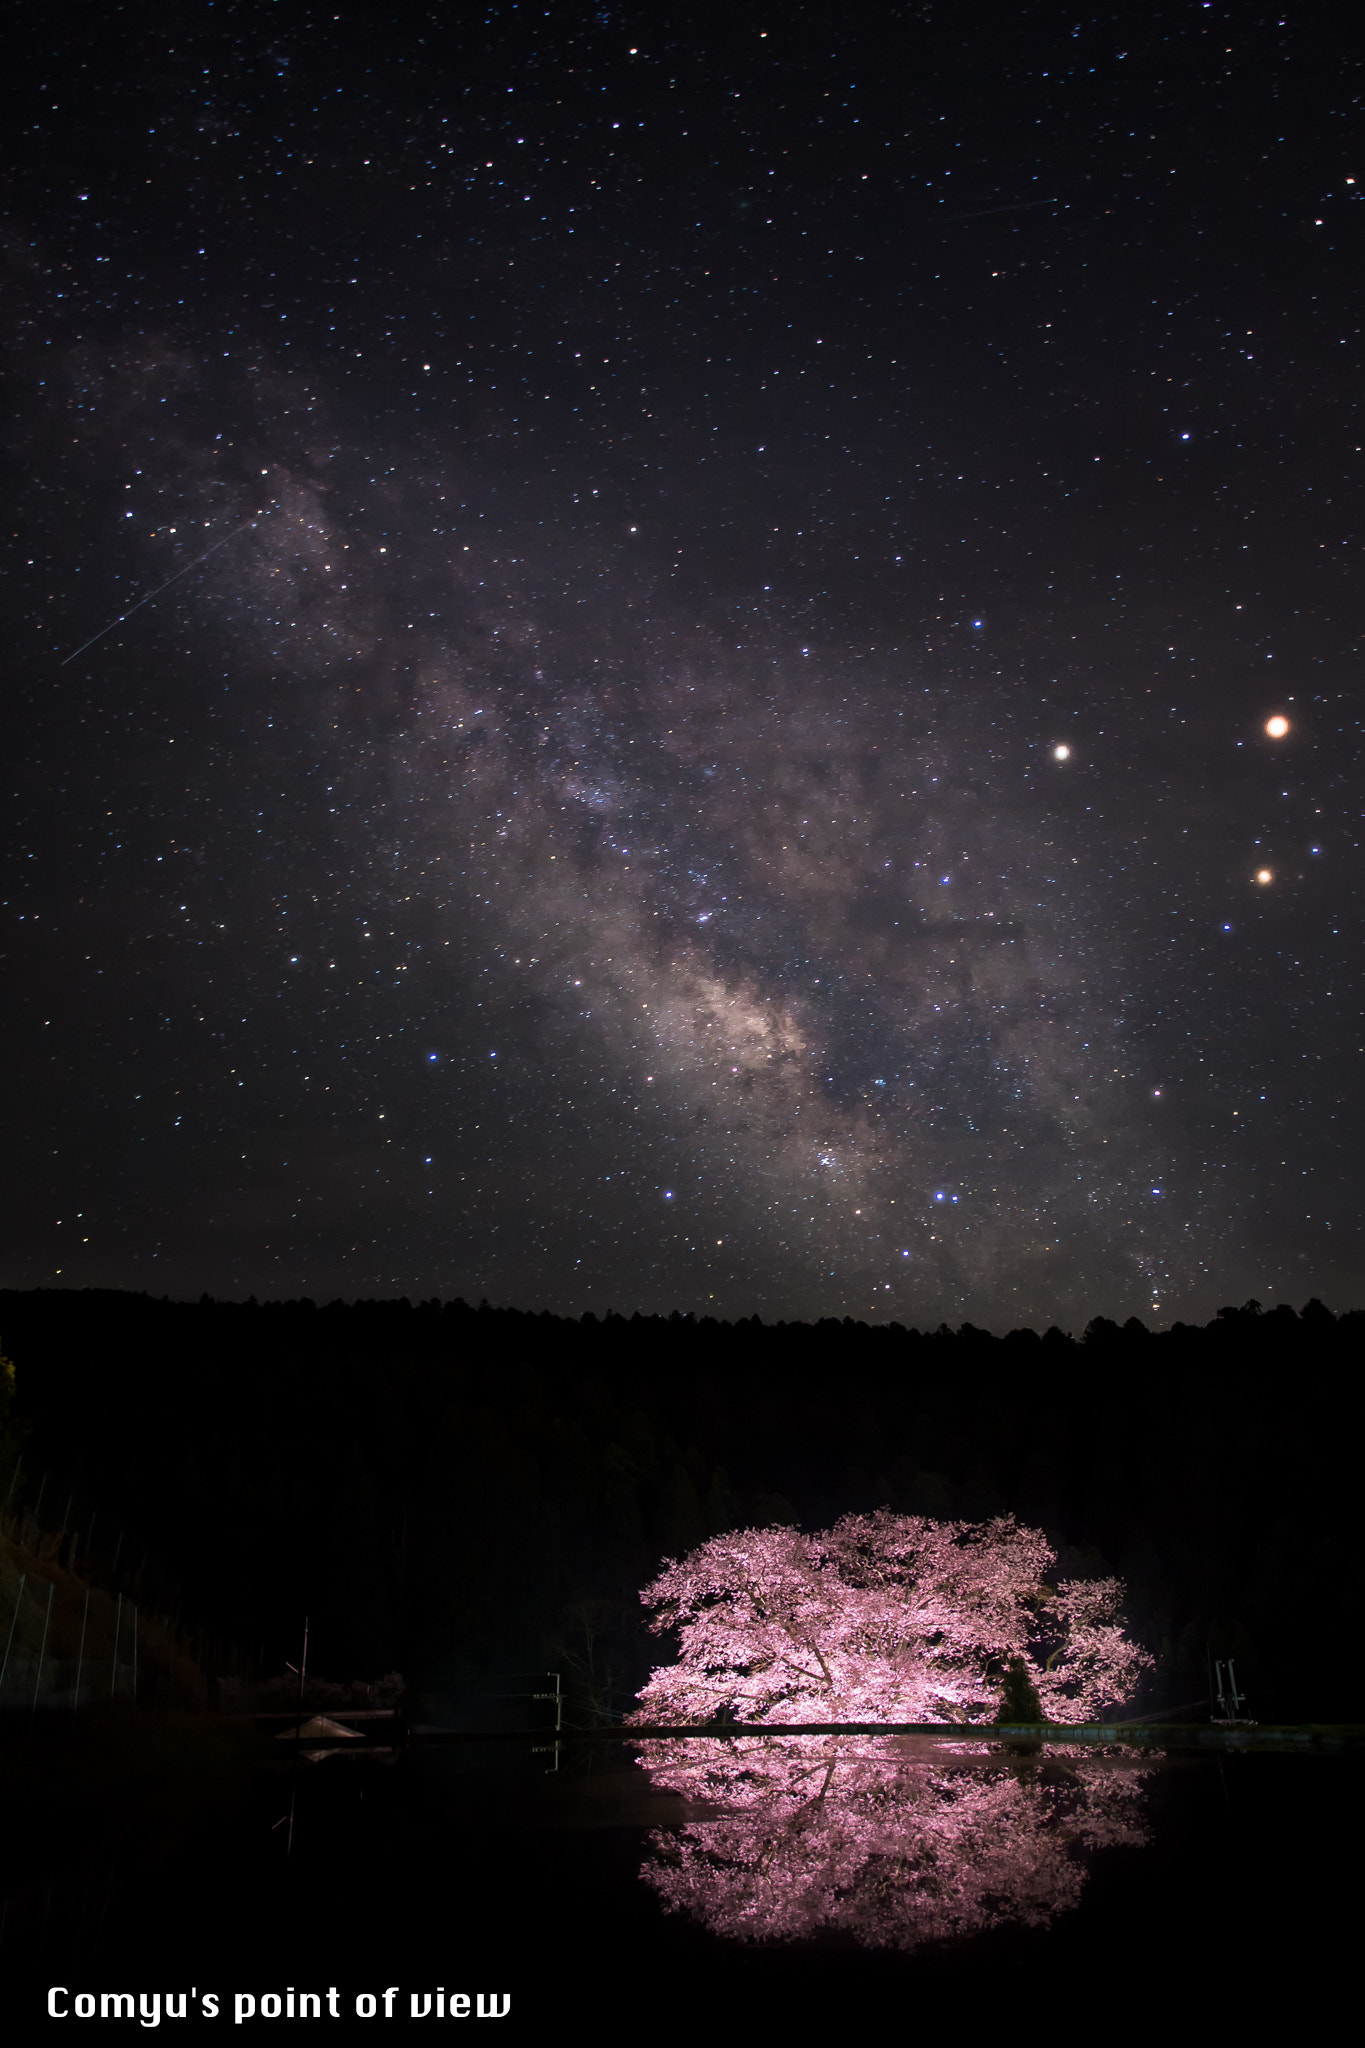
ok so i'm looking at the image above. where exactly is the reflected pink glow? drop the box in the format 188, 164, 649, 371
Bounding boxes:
638, 1735, 1153, 1950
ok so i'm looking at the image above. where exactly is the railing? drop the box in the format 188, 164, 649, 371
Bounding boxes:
0, 1450, 253, 1711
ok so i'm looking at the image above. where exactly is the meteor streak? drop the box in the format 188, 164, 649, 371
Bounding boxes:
945, 197, 1060, 220
59, 508, 272, 667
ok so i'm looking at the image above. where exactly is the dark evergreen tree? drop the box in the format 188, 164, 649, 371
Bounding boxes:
998, 1656, 1043, 1723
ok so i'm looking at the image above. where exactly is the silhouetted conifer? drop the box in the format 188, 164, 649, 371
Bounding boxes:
998, 1656, 1043, 1723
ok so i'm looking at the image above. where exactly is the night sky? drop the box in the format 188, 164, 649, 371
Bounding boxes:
4, 1, 1361, 1328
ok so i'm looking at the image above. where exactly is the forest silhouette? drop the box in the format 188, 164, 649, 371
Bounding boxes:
0, 1288, 1355, 1725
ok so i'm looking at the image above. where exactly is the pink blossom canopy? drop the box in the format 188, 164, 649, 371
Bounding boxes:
633, 1511, 1153, 1728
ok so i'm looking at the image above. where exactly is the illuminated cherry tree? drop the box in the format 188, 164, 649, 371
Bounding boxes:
632, 1511, 1152, 1728
630, 1514, 1155, 1950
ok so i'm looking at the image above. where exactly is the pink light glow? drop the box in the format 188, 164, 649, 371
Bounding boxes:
637, 1734, 1153, 1950
632, 1512, 1154, 1728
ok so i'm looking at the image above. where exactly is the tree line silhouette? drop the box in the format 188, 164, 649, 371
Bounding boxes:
0, 1289, 1355, 1723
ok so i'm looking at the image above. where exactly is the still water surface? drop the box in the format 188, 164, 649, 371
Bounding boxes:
1, 1725, 1357, 2029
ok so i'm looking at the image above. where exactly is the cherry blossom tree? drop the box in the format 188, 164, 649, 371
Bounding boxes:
636, 1733, 1153, 1951
631, 1511, 1153, 1728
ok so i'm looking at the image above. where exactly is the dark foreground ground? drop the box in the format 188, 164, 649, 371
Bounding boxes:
0, 1712, 1357, 2034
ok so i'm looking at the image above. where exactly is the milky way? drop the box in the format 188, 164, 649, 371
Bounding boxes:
9, 366, 1201, 1327
4, 1, 1359, 1325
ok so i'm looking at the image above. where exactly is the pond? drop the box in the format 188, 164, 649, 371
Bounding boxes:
1, 1723, 1357, 2029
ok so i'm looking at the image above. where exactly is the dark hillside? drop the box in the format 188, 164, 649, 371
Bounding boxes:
0, 1290, 1357, 1722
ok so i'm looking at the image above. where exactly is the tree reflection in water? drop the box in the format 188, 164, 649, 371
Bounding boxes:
637, 1735, 1152, 1951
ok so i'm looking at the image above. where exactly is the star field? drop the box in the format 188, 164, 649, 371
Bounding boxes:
2, 0, 1362, 1326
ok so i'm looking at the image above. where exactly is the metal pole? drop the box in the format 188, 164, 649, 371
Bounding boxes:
532, 1672, 563, 1732
1227, 1659, 1244, 1717
33, 1472, 47, 1522
73, 1586, 90, 1713
111, 1593, 122, 1699
287, 1618, 309, 1859
0, 1573, 26, 1691
32, 1580, 54, 1710
3, 1455, 21, 1512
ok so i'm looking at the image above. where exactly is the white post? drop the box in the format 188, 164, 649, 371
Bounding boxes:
32, 1579, 54, 1709
1226, 1659, 1245, 1718
532, 1672, 563, 1732
0, 1572, 26, 1691
287, 1618, 309, 1859
73, 1586, 90, 1712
